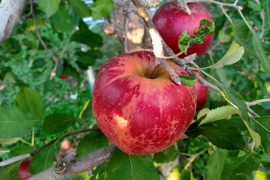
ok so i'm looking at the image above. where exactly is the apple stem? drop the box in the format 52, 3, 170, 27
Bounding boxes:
176, 0, 192, 15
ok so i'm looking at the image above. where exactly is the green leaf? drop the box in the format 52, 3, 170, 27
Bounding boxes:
76, 131, 108, 157
221, 87, 249, 121
16, 87, 44, 120
11, 146, 36, 156
92, 0, 114, 20
232, 19, 255, 57
38, 0, 60, 17
178, 19, 214, 53
252, 32, 270, 75
107, 148, 159, 180
206, 148, 228, 180
200, 121, 246, 150
199, 105, 238, 126
220, 87, 261, 147
26, 19, 46, 31
221, 152, 260, 180
218, 30, 231, 43
0, 161, 21, 180
50, 5, 74, 33
178, 75, 197, 86
42, 113, 76, 135
0, 107, 42, 138
250, 116, 270, 155
76, 50, 103, 70
70, 0, 91, 18
153, 145, 179, 163
205, 41, 244, 69
29, 145, 55, 175
71, 21, 103, 49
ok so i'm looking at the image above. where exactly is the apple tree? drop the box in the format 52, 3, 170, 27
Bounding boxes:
0, 0, 270, 179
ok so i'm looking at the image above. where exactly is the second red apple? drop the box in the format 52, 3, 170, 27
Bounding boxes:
153, 2, 214, 57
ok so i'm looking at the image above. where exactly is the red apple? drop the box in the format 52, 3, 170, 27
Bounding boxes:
92, 51, 196, 155
194, 71, 208, 111
18, 161, 32, 180
61, 139, 71, 151
59, 75, 69, 79
153, 2, 214, 57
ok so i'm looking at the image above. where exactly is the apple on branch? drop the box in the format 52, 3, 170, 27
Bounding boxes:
92, 51, 196, 155
61, 139, 71, 151
153, 2, 214, 57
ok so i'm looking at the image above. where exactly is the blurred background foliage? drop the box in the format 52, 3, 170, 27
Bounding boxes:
0, 0, 270, 179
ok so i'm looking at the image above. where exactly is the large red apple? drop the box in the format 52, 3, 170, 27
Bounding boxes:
18, 161, 32, 180
153, 2, 214, 57
194, 72, 208, 111
92, 51, 196, 155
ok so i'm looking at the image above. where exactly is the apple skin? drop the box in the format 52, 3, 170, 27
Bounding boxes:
18, 161, 32, 180
59, 75, 68, 79
92, 51, 196, 155
194, 72, 208, 111
61, 139, 71, 151
153, 2, 214, 57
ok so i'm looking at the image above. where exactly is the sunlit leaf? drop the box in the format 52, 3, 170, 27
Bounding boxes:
218, 30, 231, 43
92, 0, 114, 20
205, 41, 244, 69
38, 0, 60, 17
199, 106, 238, 126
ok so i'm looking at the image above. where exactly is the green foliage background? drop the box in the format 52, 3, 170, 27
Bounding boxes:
0, 0, 270, 179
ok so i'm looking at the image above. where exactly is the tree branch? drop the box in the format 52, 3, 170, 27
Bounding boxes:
0, 0, 28, 43
28, 145, 116, 180
30, 0, 60, 79
0, 128, 100, 167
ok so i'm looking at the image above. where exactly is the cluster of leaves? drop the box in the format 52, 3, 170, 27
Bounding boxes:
0, 0, 270, 180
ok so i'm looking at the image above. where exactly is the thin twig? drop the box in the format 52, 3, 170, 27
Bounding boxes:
30, 0, 60, 79
0, 154, 31, 167
122, 1, 130, 53
185, 0, 242, 10
246, 99, 270, 106
0, 128, 100, 166
30, 128, 100, 157
176, 0, 191, 15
